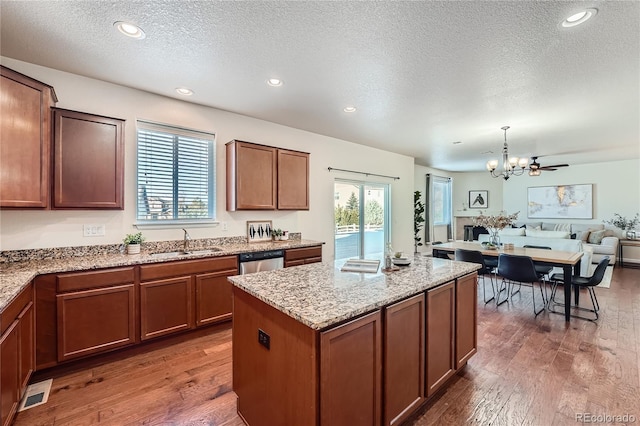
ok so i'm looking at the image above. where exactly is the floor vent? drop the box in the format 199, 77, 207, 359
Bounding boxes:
18, 379, 53, 412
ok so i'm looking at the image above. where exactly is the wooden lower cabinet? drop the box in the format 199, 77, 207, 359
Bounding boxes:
0, 321, 19, 426
426, 281, 456, 397
57, 284, 136, 361
0, 283, 34, 426
140, 277, 193, 340
195, 271, 233, 326
320, 311, 382, 426
17, 303, 34, 393
139, 256, 238, 340
284, 245, 322, 267
456, 273, 478, 368
384, 294, 425, 426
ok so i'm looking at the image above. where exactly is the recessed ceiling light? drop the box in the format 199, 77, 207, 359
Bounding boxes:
561, 8, 597, 28
114, 21, 146, 39
176, 87, 193, 96
343, 106, 357, 113
267, 78, 283, 87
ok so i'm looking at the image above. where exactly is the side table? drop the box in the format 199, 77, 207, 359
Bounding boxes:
618, 239, 640, 268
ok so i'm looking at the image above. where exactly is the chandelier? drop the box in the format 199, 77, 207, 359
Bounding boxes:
486, 126, 529, 180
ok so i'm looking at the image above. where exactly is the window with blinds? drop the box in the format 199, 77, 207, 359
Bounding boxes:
136, 121, 215, 223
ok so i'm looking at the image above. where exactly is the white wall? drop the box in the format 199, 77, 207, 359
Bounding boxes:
502, 159, 640, 228
0, 58, 415, 260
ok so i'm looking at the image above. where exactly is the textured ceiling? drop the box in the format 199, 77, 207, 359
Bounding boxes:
1, 1, 638, 171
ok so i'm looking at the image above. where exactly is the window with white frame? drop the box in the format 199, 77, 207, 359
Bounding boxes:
136, 121, 215, 223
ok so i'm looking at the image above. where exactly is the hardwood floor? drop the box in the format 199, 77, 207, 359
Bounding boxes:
14, 267, 640, 425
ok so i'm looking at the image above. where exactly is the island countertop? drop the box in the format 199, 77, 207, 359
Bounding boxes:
228, 254, 480, 330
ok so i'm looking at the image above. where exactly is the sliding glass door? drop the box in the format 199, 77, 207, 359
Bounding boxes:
334, 180, 389, 261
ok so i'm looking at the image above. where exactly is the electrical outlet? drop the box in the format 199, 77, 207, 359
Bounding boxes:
258, 329, 270, 350
83, 224, 106, 237
222, 222, 228, 231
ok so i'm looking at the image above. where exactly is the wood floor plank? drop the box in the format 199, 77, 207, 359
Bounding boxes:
13, 267, 640, 426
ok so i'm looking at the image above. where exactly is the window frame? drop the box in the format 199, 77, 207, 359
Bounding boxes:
134, 120, 217, 229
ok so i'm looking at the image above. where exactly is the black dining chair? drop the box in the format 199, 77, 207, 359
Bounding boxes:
523, 245, 554, 300
497, 253, 547, 316
547, 256, 609, 321
455, 248, 497, 304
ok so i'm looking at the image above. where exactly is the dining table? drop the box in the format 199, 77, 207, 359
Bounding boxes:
432, 241, 584, 322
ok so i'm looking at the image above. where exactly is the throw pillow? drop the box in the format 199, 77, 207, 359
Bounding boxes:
576, 230, 590, 242
553, 223, 571, 232
587, 230, 606, 244
527, 225, 542, 231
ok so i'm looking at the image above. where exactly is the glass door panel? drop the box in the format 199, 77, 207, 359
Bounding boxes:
334, 180, 388, 261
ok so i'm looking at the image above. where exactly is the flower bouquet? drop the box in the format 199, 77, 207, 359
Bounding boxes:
473, 211, 519, 247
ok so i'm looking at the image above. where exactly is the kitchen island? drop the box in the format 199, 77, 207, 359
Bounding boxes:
229, 255, 480, 426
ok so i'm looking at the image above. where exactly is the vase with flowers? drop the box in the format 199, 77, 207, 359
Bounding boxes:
473, 211, 519, 248
604, 213, 639, 239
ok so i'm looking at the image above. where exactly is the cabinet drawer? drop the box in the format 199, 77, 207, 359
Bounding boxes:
0, 284, 33, 335
57, 267, 135, 292
140, 256, 238, 281
285, 246, 322, 262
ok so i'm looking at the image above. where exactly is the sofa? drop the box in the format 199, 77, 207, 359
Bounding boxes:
478, 233, 594, 277
488, 221, 618, 265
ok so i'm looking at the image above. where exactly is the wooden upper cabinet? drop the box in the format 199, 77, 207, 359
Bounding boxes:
226, 140, 309, 211
0, 65, 57, 208
277, 149, 309, 210
52, 108, 124, 209
226, 141, 277, 210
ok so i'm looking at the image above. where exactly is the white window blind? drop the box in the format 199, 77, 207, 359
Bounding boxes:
136, 121, 215, 223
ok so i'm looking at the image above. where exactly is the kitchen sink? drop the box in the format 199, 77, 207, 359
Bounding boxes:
149, 248, 222, 258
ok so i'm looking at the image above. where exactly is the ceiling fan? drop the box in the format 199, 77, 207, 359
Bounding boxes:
528, 156, 570, 176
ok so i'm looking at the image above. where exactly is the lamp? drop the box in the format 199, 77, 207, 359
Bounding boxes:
486, 126, 529, 180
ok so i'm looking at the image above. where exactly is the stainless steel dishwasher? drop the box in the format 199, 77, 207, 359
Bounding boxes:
239, 249, 284, 274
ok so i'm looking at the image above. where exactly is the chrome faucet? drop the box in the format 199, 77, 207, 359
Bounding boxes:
182, 228, 191, 253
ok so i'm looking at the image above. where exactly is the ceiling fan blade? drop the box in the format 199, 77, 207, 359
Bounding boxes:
540, 168, 558, 171
538, 164, 569, 170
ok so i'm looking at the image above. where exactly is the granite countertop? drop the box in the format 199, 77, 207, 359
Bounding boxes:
228, 254, 481, 331
0, 239, 323, 312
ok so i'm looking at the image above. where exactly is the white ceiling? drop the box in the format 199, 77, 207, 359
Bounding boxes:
1, 1, 638, 172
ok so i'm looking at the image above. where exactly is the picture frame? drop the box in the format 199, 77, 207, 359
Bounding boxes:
469, 190, 488, 209
246, 220, 273, 243
527, 184, 593, 219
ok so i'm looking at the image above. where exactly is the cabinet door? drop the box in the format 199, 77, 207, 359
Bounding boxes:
18, 302, 34, 394
226, 141, 277, 210
456, 273, 478, 368
320, 310, 381, 426
284, 246, 322, 268
52, 108, 124, 209
426, 281, 455, 397
140, 276, 194, 340
384, 294, 425, 426
195, 270, 235, 326
0, 66, 55, 208
57, 284, 136, 361
0, 321, 19, 426
277, 149, 309, 210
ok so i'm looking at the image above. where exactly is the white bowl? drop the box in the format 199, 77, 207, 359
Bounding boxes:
392, 257, 411, 266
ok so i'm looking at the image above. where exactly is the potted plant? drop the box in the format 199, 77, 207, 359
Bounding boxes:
604, 213, 639, 239
123, 232, 145, 254
414, 191, 425, 253
272, 228, 284, 241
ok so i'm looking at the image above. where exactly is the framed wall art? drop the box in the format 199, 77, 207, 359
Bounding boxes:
468, 190, 488, 209
246, 220, 273, 243
527, 184, 593, 219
